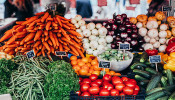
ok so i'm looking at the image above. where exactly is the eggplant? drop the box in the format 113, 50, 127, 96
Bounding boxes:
108, 19, 115, 24
125, 18, 129, 22
132, 29, 138, 33
138, 39, 145, 45
125, 22, 132, 28
115, 19, 122, 25
115, 15, 122, 20
132, 24, 137, 29
121, 14, 127, 19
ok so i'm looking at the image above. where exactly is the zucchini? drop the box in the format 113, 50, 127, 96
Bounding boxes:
135, 75, 147, 81
146, 85, 175, 96
157, 96, 169, 100
130, 63, 147, 70
133, 69, 151, 79
161, 76, 168, 87
139, 80, 149, 87
145, 67, 158, 75
166, 69, 174, 85
169, 91, 175, 100
140, 52, 148, 63
145, 90, 169, 100
146, 74, 162, 92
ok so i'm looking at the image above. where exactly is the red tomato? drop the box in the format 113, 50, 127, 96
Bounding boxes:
112, 76, 120, 80
123, 86, 134, 95
88, 86, 100, 95
133, 90, 139, 95
125, 81, 136, 89
103, 83, 114, 91
79, 77, 83, 84
90, 81, 99, 87
112, 77, 123, 85
129, 79, 137, 85
115, 83, 125, 92
134, 85, 140, 92
110, 89, 119, 96
121, 77, 129, 82
76, 90, 81, 96
103, 74, 112, 82
95, 79, 103, 86
82, 78, 91, 84
120, 93, 125, 96
99, 89, 110, 96
89, 74, 98, 81
81, 92, 91, 96
81, 83, 90, 92
102, 80, 110, 86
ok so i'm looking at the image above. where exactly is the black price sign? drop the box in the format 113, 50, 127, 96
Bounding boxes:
149, 55, 161, 63
119, 43, 130, 50
26, 50, 35, 58
55, 51, 67, 56
99, 61, 111, 68
163, 6, 172, 11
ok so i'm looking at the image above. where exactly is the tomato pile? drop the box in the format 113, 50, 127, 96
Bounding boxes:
77, 74, 140, 96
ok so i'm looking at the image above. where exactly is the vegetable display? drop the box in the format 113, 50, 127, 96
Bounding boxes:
163, 52, 175, 71
71, 15, 113, 56
0, 52, 14, 59
44, 60, 79, 100
70, 56, 121, 76
0, 11, 84, 58
103, 13, 144, 51
78, 74, 140, 96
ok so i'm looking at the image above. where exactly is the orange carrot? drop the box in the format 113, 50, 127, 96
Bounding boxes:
43, 42, 50, 51
45, 35, 49, 41
61, 37, 74, 44
15, 31, 27, 36
22, 16, 38, 25
44, 30, 48, 36
63, 45, 70, 50
6, 44, 18, 48
37, 51, 42, 56
21, 47, 30, 52
41, 12, 49, 22
57, 33, 62, 37
49, 31, 56, 47
6, 36, 17, 44
53, 17, 58, 23
54, 26, 58, 29
71, 40, 80, 49
35, 12, 45, 16
33, 48, 38, 55
62, 24, 70, 29
40, 24, 45, 27
81, 47, 84, 53
66, 23, 75, 27
69, 45, 79, 56
37, 23, 43, 25
12, 25, 20, 30
53, 30, 60, 32
28, 30, 36, 33
34, 30, 42, 41
35, 19, 41, 23
60, 28, 70, 40
46, 21, 52, 30
42, 37, 44, 42
25, 32, 35, 42
27, 40, 34, 44
39, 26, 45, 30
58, 39, 63, 44
56, 15, 62, 27
48, 39, 53, 46
53, 34, 59, 46
57, 15, 70, 21
16, 21, 25, 25
26, 26, 34, 30
4, 47, 15, 53
76, 47, 85, 58
42, 50, 45, 56
0, 29, 13, 42
50, 46, 54, 54
9, 51, 15, 55
52, 22, 58, 27
33, 41, 41, 47
73, 36, 81, 43
39, 44, 42, 49
28, 21, 36, 27
61, 20, 69, 24
15, 48, 18, 52
59, 43, 63, 51
69, 51, 78, 56
67, 30, 82, 37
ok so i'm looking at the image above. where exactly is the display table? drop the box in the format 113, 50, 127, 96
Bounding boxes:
0, 18, 17, 31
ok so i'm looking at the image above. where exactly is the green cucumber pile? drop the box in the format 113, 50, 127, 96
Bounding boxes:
131, 53, 175, 100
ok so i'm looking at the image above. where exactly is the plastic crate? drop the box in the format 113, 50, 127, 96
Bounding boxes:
70, 75, 145, 100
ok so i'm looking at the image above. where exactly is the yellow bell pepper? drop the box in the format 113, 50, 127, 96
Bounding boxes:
170, 52, 175, 58
163, 60, 175, 71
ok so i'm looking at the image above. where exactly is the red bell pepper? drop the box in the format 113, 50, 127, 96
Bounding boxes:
166, 42, 175, 54
168, 37, 175, 45
145, 49, 158, 56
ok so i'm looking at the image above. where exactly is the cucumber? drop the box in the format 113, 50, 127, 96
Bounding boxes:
135, 75, 147, 81
145, 67, 158, 75
145, 61, 151, 65
169, 91, 175, 100
161, 76, 168, 87
157, 96, 169, 100
133, 69, 151, 79
146, 74, 162, 92
130, 63, 147, 70
139, 80, 149, 87
166, 69, 174, 85
145, 90, 169, 100
146, 85, 175, 96
140, 52, 148, 63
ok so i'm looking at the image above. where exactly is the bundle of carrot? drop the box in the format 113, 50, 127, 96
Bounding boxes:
0, 11, 85, 58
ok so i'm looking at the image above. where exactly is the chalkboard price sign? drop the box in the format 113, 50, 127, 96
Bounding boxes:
55, 51, 67, 56
99, 61, 111, 68
149, 55, 161, 63
26, 50, 35, 58
119, 43, 130, 50
163, 6, 172, 11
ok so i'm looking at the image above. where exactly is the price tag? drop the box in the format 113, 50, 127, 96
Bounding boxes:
55, 51, 67, 56
99, 61, 111, 68
119, 43, 130, 50
26, 50, 35, 58
163, 6, 172, 11
149, 55, 161, 63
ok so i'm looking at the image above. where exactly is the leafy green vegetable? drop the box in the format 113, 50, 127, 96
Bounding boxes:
0, 58, 17, 94
44, 60, 79, 100
10, 55, 50, 100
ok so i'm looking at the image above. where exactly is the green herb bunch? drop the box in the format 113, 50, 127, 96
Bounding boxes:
44, 60, 79, 100
10, 55, 50, 100
0, 58, 17, 94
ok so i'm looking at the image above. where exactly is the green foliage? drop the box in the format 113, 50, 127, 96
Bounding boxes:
44, 60, 79, 100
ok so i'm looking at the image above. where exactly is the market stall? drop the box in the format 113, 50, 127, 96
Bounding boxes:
0, 2, 175, 100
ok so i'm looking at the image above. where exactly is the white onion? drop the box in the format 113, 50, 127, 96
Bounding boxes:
159, 31, 167, 38
160, 24, 168, 31
76, 29, 81, 33
136, 22, 143, 28
144, 36, 151, 42
80, 25, 86, 30
89, 35, 96, 41
146, 20, 158, 29
139, 28, 147, 36
159, 45, 167, 52
105, 35, 113, 43
144, 43, 153, 50
75, 15, 82, 21
98, 27, 107, 36
107, 44, 111, 49
159, 38, 166, 44
74, 23, 80, 28
83, 43, 90, 50
91, 29, 99, 36
82, 38, 89, 43
98, 38, 106, 45
150, 38, 156, 44
148, 29, 158, 38
93, 50, 99, 56
96, 23, 102, 29
86, 49, 93, 54
83, 29, 91, 37
90, 41, 98, 49
153, 42, 160, 48
71, 18, 77, 24
97, 45, 105, 51
78, 20, 85, 26
155, 37, 159, 41
166, 39, 170, 45
87, 23, 95, 30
